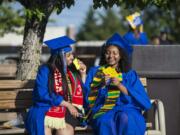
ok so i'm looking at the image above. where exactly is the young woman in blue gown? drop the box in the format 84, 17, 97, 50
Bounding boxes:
25, 36, 86, 135
84, 33, 152, 135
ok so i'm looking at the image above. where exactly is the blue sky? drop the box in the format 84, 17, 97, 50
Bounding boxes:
49, 0, 92, 29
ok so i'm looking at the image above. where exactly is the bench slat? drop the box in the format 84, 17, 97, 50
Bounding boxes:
0, 91, 32, 100
0, 100, 32, 109
0, 79, 145, 89
0, 80, 34, 89
0, 127, 25, 135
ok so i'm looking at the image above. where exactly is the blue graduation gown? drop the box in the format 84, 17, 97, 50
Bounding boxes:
84, 66, 152, 135
123, 31, 148, 45
25, 65, 63, 135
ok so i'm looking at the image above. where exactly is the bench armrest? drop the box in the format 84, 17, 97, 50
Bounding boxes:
151, 99, 166, 135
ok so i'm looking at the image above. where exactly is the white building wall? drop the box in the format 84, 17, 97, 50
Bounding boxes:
0, 26, 66, 46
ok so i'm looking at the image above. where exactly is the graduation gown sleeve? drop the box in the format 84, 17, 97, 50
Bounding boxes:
123, 70, 152, 110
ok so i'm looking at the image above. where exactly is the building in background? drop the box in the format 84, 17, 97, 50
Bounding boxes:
0, 26, 77, 63
0, 26, 66, 46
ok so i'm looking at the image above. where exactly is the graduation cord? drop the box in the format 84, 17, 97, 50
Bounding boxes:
66, 74, 72, 103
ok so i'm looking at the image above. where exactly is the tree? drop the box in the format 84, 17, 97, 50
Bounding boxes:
0, 0, 174, 80
92, 0, 175, 10
117, 3, 180, 43
1, 0, 75, 80
0, 2, 25, 36
143, 7, 175, 42
97, 9, 126, 40
173, 0, 180, 43
76, 7, 98, 40
77, 8, 126, 40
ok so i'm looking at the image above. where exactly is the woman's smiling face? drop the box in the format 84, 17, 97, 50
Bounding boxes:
105, 45, 121, 68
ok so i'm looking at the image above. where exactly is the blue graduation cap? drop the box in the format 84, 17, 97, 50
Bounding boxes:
44, 36, 75, 54
51, 46, 72, 54
106, 33, 133, 56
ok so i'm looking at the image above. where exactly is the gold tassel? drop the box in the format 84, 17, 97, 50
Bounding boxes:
44, 116, 66, 129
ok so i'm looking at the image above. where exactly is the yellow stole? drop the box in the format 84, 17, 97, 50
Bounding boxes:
88, 66, 123, 119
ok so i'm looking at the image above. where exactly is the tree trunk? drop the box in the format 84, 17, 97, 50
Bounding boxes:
16, 14, 49, 80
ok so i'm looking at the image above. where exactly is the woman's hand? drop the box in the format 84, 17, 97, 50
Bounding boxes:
111, 77, 128, 95
78, 60, 86, 74
66, 103, 79, 118
60, 101, 79, 117
111, 77, 119, 86
102, 74, 111, 86
78, 60, 86, 83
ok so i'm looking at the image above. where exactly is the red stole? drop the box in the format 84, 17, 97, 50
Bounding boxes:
44, 68, 83, 129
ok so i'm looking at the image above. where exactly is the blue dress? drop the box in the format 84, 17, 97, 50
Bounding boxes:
123, 31, 148, 45
25, 65, 63, 135
84, 66, 152, 135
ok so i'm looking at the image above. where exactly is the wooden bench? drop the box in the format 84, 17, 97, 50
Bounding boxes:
0, 80, 33, 134
0, 78, 165, 135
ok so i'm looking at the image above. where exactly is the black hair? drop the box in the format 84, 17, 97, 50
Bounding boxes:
99, 44, 131, 73
45, 53, 68, 100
